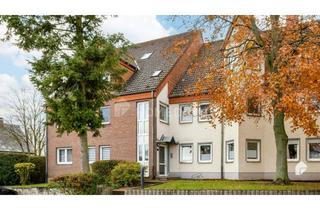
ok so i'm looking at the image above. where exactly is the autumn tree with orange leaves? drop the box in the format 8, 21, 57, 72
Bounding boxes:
178, 15, 320, 184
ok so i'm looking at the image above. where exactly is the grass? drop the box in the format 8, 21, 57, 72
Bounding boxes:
8, 183, 49, 189
147, 179, 320, 191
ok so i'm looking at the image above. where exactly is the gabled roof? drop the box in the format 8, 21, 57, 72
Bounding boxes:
170, 40, 224, 98
0, 123, 28, 153
119, 31, 198, 96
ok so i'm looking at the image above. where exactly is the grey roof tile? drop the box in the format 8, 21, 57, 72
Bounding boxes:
170, 40, 224, 98
119, 31, 197, 95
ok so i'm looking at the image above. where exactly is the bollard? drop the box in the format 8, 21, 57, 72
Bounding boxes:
140, 166, 145, 189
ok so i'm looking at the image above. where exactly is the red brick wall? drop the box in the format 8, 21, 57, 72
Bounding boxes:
47, 99, 155, 179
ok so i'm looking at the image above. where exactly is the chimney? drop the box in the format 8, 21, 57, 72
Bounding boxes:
0, 117, 3, 128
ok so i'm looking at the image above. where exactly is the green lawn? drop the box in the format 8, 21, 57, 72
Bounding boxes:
8, 183, 49, 188
147, 180, 320, 191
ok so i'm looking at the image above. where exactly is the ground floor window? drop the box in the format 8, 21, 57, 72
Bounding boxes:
88, 147, 96, 163
57, 148, 72, 164
226, 140, 234, 162
246, 139, 260, 162
307, 139, 320, 161
287, 139, 299, 161
100, 146, 111, 160
180, 144, 193, 163
198, 143, 212, 163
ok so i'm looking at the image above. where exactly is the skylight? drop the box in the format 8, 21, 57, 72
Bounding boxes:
140, 52, 152, 60
152, 70, 162, 77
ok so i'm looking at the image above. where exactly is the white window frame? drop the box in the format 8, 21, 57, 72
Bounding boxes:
246, 139, 261, 162
100, 106, 111, 125
57, 148, 72, 165
226, 140, 235, 163
159, 102, 169, 124
198, 143, 213, 163
307, 139, 320, 162
179, 144, 193, 163
287, 139, 300, 162
88, 146, 96, 164
198, 102, 211, 122
100, 146, 111, 160
179, 104, 193, 124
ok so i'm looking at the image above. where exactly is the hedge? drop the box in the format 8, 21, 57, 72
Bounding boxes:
0, 153, 45, 185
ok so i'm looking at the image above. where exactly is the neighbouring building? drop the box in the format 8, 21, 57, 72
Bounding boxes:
0, 117, 29, 153
47, 30, 320, 181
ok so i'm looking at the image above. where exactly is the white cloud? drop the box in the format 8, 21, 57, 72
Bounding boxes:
0, 73, 36, 118
0, 16, 173, 118
102, 15, 176, 43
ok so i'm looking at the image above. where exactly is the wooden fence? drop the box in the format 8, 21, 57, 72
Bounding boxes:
125, 189, 320, 195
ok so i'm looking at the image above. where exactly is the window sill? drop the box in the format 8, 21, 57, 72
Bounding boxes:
226, 160, 234, 163
159, 119, 169, 125
179, 161, 193, 164
57, 162, 72, 165
198, 160, 213, 164
246, 159, 260, 163
102, 122, 111, 125
307, 159, 320, 162
179, 121, 193, 124
287, 159, 299, 162
246, 113, 261, 117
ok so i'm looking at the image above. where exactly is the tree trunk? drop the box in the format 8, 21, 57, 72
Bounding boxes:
273, 110, 290, 184
79, 132, 90, 173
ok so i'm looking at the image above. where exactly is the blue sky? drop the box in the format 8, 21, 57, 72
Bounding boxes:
0, 15, 186, 116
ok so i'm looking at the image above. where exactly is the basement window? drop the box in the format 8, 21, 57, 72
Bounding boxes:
140, 52, 153, 60
151, 70, 162, 77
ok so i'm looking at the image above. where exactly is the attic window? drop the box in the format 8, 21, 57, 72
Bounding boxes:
152, 70, 162, 77
140, 52, 152, 60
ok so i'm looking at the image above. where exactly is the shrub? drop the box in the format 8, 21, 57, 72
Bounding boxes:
111, 162, 141, 188
91, 160, 124, 182
50, 173, 99, 195
28, 156, 46, 184
0, 153, 29, 185
14, 162, 36, 185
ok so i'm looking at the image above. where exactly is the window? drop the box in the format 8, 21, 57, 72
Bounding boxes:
152, 70, 162, 77
180, 144, 193, 163
88, 147, 96, 164
179, 104, 193, 123
246, 140, 260, 162
307, 139, 320, 161
140, 52, 152, 60
198, 143, 212, 163
100, 106, 110, 124
198, 102, 211, 122
226, 140, 234, 162
287, 139, 299, 161
103, 73, 111, 82
57, 148, 72, 164
159, 102, 169, 124
247, 97, 261, 116
100, 146, 111, 160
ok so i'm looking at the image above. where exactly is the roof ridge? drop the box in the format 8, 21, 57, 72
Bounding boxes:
134, 30, 201, 46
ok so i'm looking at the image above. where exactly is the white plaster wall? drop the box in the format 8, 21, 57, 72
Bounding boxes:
239, 116, 320, 180
156, 84, 171, 140
167, 102, 223, 178
223, 123, 240, 179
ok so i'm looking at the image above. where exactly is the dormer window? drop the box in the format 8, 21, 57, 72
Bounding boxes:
151, 70, 162, 77
140, 52, 152, 60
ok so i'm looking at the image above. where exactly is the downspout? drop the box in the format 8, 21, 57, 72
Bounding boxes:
151, 90, 157, 179
45, 106, 49, 183
220, 121, 224, 179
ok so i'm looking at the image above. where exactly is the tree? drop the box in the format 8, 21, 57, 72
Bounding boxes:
0, 16, 129, 172
176, 15, 320, 184
5, 88, 46, 156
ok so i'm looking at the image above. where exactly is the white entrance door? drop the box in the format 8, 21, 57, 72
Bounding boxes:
137, 101, 149, 177
158, 145, 168, 176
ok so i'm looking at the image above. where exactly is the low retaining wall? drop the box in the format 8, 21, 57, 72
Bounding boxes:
125, 189, 320, 195
7, 187, 63, 195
